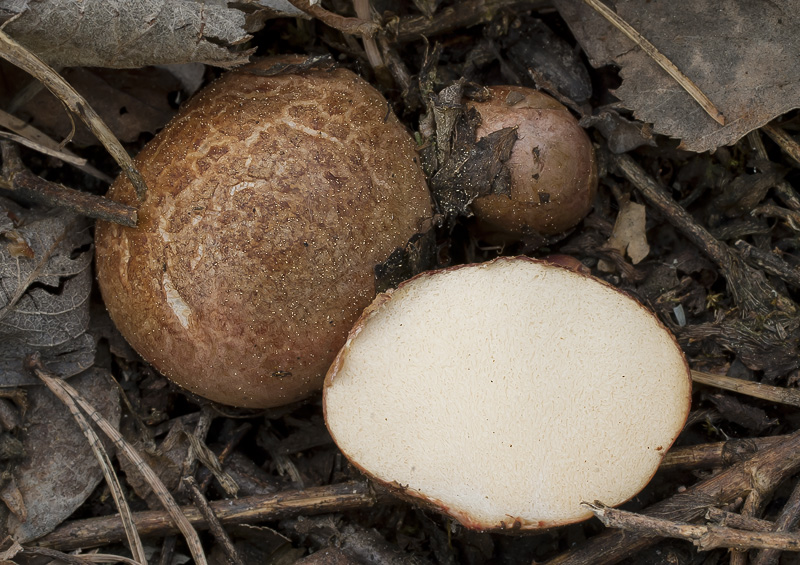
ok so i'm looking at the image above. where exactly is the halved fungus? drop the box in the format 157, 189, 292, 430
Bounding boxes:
324, 257, 691, 530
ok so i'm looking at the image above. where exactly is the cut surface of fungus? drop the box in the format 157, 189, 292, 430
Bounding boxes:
324, 257, 691, 530
95, 56, 432, 408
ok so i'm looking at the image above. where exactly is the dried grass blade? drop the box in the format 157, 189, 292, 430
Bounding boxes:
0, 131, 87, 167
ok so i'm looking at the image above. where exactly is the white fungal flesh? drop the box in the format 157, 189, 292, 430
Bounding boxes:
324, 258, 691, 530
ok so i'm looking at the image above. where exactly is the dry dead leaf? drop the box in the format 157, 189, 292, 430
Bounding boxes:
1, 0, 261, 68
2, 368, 121, 543
554, 0, 800, 152
0, 200, 95, 386
119, 420, 188, 509
423, 82, 517, 217
580, 109, 656, 153
13, 67, 181, 147
502, 17, 592, 105
606, 199, 649, 264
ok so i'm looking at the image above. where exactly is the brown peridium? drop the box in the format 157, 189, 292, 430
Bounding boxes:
95, 56, 432, 408
468, 86, 597, 238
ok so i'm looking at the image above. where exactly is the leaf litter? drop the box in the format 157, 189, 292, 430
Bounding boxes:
0, 199, 95, 386
11, 67, 182, 148
0, 368, 120, 543
2, 1, 800, 563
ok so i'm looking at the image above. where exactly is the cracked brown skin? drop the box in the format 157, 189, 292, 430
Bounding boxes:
468, 86, 597, 238
95, 56, 432, 408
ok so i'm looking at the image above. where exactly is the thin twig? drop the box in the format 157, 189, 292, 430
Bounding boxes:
26, 550, 145, 565
0, 142, 137, 226
198, 423, 251, 492
79, 554, 145, 565
705, 507, 774, 532
184, 476, 244, 565
545, 431, 800, 564
580, 0, 725, 125
34, 482, 383, 552
285, 0, 378, 37
22, 547, 97, 565
353, 0, 385, 71
609, 151, 796, 318
584, 502, 800, 552
0, 29, 147, 198
732, 474, 771, 564
179, 406, 215, 489
377, 36, 421, 110
184, 430, 239, 497
27, 354, 147, 565
692, 370, 800, 408
753, 475, 800, 565
751, 203, 800, 231
734, 240, 800, 289
660, 436, 787, 471
763, 123, 800, 167
748, 131, 800, 211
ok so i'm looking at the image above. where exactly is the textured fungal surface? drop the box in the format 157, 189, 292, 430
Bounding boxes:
469, 86, 597, 237
325, 257, 691, 530
95, 56, 432, 408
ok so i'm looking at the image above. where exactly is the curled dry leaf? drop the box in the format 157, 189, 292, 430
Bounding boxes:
2, 0, 258, 68
555, 0, 800, 152
420, 80, 516, 218
430, 118, 518, 217
605, 199, 650, 265
580, 109, 656, 153
1, 368, 121, 543
0, 199, 95, 386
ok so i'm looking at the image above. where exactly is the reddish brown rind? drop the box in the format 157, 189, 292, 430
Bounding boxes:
541, 253, 591, 275
324, 256, 691, 531
468, 86, 597, 238
95, 56, 432, 408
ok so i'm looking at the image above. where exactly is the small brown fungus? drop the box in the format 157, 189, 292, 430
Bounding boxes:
468, 86, 597, 238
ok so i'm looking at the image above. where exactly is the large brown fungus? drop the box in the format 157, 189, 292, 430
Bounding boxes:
95, 56, 432, 408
